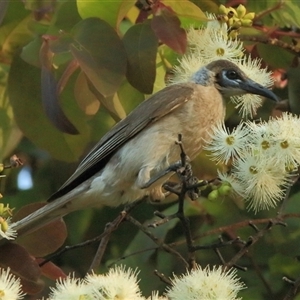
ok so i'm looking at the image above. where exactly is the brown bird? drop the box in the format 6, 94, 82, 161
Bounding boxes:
13, 59, 278, 237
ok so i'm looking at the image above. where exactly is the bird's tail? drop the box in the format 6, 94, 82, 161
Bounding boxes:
12, 186, 86, 238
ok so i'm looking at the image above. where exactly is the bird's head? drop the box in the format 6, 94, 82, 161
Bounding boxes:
191, 59, 279, 102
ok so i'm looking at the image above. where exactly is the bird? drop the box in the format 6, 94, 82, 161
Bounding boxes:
12, 59, 279, 237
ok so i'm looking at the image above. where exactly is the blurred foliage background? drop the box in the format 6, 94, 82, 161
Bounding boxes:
1, 0, 300, 299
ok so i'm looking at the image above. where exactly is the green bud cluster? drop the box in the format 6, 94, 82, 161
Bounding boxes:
218, 4, 255, 39
207, 182, 232, 201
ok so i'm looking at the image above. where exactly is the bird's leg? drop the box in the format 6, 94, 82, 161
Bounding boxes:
138, 161, 182, 189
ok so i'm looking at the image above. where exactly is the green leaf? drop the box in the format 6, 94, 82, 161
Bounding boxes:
77, 0, 136, 28
287, 67, 300, 115
256, 43, 294, 69
70, 18, 127, 97
270, 0, 300, 28
0, 0, 9, 25
8, 54, 91, 162
123, 22, 158, 94
20, 36, 42, 67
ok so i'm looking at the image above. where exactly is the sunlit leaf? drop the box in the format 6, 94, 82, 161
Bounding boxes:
74, 71, 100, 116
70, 18, 127, 97
77, 0, 136, 28
152, 51, 167, 94
0, 14, 33, 62
162, 0, 207, 27
86, 78, 126, 121
117, 79, 144, 114
151, 6, 187, 54
123, 22, 158, 94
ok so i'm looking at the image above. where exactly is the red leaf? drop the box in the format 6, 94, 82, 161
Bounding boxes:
151, 6, 187, 54
0, 243, 44, 295
57, 59, 79, 95
37, 259, 67, 280
13, 203, 68, 257
136, 9, 150, 24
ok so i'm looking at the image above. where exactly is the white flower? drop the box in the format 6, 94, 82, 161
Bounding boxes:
217, 170, 246, 198
146, 291, 167, 300
170, 53, 206, 84
205, 13, 228, 33
0, 267, 25, 300
0, 218, 17, 240
85, 265, 143, 300
200, 30, 244, 62
204, 122, 250, 164
49, 274, 98, 300
166, 265, 245, 300
231, 57, 274, 117
233, 150, 292, 212
266, 113, 300, 165
232, 94, 264, 119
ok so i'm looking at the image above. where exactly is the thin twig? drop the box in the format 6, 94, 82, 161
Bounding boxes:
283, 276, 300, 300
154, 269, 172, 285
126, 215, 189, 268
40, 200, 143, 267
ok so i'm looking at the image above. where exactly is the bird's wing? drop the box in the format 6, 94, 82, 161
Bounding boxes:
49, 83, 195, 201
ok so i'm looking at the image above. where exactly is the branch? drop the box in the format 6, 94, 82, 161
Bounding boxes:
126, 214, 189, 268
40, 199, 143, 267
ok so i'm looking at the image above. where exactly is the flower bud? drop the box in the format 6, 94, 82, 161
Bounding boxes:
218, 4, 228, 15
218, 185, 232, 196
228, 29, 239, 39
208, 190, 219, 201
241, 18, 253, 27
232, 20, 242, 29
236, 4, 246, 18
228, 7, 237, 17
0, 217, 8, 232
244, 12, 255, 20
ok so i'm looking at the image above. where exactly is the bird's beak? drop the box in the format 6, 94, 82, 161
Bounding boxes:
240, 79, 279, 102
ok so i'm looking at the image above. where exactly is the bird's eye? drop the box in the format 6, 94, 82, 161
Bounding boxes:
226, 69, 239, 80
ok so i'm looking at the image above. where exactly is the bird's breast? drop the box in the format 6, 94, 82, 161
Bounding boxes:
88, 83, 225, 206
